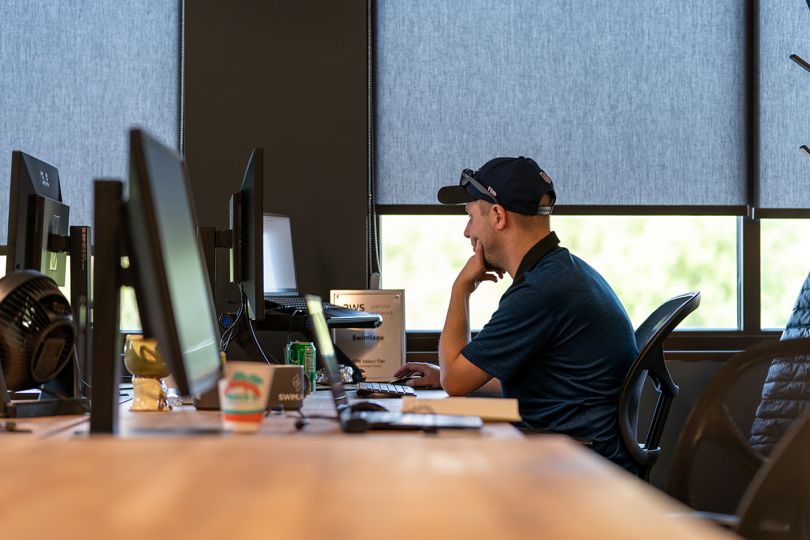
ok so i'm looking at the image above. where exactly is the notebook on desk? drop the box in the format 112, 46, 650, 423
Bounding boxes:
305, 295, 483, 433
263, 213, 381, 328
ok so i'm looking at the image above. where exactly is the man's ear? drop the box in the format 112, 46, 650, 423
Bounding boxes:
491, 204, 508, 230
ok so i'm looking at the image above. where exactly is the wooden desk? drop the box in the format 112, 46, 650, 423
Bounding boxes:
0, 435, 735, 539
0, 412, 87, 437
0, 391, 736, 539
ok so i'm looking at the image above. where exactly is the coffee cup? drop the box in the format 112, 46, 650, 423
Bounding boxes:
218, 361, 273, 433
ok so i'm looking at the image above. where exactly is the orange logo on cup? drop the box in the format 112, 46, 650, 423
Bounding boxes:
222, 372, 265, 424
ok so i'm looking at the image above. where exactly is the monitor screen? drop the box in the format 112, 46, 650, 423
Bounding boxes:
232, 148, 264, 321
262, 213, 297, 295
305, 294, 349, 410
6, 151, 69, 285
126, 128, 221, 396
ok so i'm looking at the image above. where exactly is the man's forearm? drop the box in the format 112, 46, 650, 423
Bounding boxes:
439, 282, 472, 377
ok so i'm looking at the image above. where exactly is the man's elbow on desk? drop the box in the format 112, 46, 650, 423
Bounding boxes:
440, 353, 493, 396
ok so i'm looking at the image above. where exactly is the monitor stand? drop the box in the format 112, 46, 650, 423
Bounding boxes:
0, 371, 89, 418
69, 225, 92, 397
89, 180, 125, 434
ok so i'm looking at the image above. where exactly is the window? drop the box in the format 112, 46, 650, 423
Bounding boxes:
381, 215, 737, 331
761, 219, 810, 330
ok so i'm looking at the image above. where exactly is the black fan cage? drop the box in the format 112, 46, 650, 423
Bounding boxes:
0, 274, 75, 391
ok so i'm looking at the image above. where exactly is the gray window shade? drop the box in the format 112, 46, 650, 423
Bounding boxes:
0, 1, 180, 244
376, 0, 746, 208
758, 2, 810, 210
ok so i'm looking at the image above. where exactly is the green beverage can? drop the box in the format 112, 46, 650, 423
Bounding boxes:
285, 341, 316, 394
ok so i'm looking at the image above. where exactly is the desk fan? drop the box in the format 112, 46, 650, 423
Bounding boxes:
0, 270, 80, 417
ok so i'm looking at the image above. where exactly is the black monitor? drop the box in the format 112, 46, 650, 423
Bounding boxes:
91, 128, 222, 433
6, 151, 69, 285
230, 148, 264, 322
5, 151, 92, 410
125, 129, 222, 397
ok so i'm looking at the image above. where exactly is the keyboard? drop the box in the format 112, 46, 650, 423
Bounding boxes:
265, 296, 383, 328
356, 381, 417, 398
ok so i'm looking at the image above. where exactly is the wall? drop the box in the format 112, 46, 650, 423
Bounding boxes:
184, 0, 369, 318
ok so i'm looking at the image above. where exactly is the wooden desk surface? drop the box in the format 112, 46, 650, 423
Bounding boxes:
0, 390, 737, 539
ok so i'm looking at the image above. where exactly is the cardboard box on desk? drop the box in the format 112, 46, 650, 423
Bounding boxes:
330, 289, 405, 381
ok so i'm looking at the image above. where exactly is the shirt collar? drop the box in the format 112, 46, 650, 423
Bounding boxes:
513, 231, 561, 283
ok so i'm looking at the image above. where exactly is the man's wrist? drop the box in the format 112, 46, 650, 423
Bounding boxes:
452, 277, 475, 296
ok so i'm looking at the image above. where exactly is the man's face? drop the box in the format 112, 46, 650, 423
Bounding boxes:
463, 201, 498, 269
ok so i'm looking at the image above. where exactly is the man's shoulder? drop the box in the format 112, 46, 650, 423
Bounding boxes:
524, 248, 606, 283
518, 248, 583, 287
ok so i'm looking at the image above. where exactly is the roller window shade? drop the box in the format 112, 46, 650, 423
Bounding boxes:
375, 0, 746, 209
758, 2, 810, 211
0, 0, 180, 244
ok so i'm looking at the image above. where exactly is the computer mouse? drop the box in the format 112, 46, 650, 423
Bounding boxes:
347, 399, 388, 412
389, 375, 417, 386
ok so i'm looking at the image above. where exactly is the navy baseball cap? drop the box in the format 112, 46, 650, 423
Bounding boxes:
437, 156, 556, 215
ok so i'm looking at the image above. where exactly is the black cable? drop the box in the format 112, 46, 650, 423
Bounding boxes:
219, 296, 246, 353
236, 282, 278, 364
291, 409, 340, 431
38, 386, 91, 413
246, 316, 274, 364
287, 308, 302, 345
72, 344, 92, 391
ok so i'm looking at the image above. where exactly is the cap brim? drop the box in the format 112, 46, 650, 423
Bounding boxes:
437, 185, 477, 205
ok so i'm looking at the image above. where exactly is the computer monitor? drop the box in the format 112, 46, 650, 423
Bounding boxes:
125, 128, 222, 397
230, 148, 264, 322
6, 151, 69, 286
262, 213, 297, 296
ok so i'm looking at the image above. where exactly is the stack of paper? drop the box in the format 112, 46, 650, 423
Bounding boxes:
401, 396, 521, 422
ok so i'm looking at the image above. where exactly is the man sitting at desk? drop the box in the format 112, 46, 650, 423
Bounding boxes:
393, 156, 638, 473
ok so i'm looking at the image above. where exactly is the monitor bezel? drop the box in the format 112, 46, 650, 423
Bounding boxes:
235, 148, 265, 321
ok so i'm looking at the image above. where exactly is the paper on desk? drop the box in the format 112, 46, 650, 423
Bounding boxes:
401, 396, 521, 422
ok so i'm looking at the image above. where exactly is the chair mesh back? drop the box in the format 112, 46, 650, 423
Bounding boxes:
620, 291, 700, 480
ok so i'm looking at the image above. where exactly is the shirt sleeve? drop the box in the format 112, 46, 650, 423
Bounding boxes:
461, 283, 554, 382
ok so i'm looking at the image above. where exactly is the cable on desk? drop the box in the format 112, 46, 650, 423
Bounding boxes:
289, 409, 341, 431
38, 385, 91, 413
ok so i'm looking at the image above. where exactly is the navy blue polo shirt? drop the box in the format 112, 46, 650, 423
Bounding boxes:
462, 232, 638, 472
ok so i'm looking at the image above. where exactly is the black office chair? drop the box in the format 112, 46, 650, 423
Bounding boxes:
668, 337, 810, 515
735, 406, 810, 540
618, 291, 701, 481
671, 399, 810, 539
